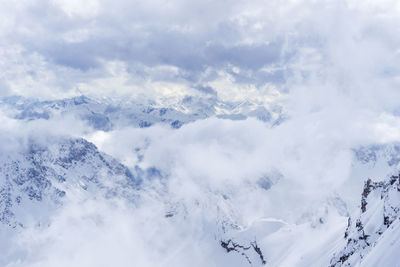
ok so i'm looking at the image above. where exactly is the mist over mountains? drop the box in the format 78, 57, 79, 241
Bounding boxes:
1, 93, 399, 266
1, 0, 400, 266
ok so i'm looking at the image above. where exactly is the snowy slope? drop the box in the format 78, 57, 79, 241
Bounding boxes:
329, 174, 400, 267
360, 218, 400, 267
209, 144, 400, 267
0, 143, 398, 267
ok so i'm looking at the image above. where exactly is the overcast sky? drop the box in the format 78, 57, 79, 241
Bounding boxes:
1, 0, 399, 106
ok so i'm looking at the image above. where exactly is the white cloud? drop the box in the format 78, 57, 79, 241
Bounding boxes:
1, 0, 398, 104
2, 1, 400, 266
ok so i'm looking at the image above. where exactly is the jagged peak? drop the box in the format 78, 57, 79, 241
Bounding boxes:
329, 174, 400, 267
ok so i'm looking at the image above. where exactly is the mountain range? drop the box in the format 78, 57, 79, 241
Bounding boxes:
0, 95, 399, 267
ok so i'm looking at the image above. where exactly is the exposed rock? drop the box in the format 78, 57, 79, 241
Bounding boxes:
329, 174, 400, 267
220, 239, 266, 265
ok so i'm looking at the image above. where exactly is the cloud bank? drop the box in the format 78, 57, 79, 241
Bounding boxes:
1, 0, 399, 107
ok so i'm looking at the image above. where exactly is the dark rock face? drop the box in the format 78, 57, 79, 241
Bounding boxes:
220, 239, 266, 265
0, 137, 138, 227
329, 174, 400, 267
171, 120, 183, 129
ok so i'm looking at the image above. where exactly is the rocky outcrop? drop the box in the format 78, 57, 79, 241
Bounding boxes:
220, 239, 266, 266
329, 174, 400, 267
0, 137, 139, 227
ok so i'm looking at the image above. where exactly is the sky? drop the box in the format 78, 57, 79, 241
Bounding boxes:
1, 0, 400, 106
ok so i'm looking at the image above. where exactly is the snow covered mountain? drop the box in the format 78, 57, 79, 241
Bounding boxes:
0, 136, 139, 228
0, 96, 399, 267
0, 95, 282, 131
2, 0, 400, 265
214, 144, 400, 267
329, 174, 400, 267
